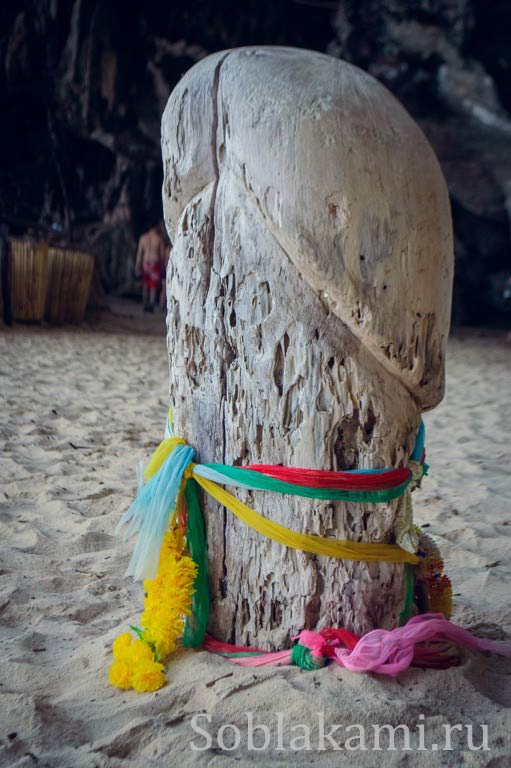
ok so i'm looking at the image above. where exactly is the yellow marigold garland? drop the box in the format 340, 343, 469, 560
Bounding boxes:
109, 525, 197, 692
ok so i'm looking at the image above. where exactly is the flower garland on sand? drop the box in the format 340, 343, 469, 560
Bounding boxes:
109, 522, 197, 691
109, 412, 511, 692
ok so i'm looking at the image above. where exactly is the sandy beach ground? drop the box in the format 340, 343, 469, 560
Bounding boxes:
0, 309, 510, 767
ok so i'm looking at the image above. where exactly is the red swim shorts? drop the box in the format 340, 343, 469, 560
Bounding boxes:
142, 260, 161, 290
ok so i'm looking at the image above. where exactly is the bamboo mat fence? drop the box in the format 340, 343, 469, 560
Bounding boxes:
6, 240, 94, 324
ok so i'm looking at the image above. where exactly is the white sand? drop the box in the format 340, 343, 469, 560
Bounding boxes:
0, 318, 510, 767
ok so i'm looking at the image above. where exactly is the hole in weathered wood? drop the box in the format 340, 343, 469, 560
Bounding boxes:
363, 406, 376, 442
273, 343, 284, 396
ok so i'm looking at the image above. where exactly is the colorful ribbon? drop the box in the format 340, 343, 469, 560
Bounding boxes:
111, 411, 511, 693
192, 472, 419, 564
203, 614, 511, 675
118, 415, 426, 583
115, 412, 429, 653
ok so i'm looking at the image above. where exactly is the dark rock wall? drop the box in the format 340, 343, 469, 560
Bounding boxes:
1, 0, 510, 321
328, 0, 511, 324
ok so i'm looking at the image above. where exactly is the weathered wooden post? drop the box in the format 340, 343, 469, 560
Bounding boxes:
161, 47, 453, 649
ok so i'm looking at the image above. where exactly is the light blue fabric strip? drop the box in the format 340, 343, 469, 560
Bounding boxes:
345, 468, 389, 475
194, 464, 269, 491
117, 443, 195, 580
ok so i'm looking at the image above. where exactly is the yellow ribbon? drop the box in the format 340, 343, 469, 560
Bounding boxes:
192, 472, 419, 565
144, 436, 185, 481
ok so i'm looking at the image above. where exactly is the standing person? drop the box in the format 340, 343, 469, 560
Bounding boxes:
135, 223, 167, 312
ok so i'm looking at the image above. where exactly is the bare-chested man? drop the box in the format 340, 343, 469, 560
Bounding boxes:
135, 223, 167, 312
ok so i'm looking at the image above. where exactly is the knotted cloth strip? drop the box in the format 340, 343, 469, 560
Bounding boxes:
203, 614, 511, 675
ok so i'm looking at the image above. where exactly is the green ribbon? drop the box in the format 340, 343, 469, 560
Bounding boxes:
398, 564, 415, 626
204, 464, 411, 503
182, 479, 210, 648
